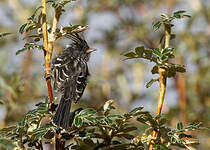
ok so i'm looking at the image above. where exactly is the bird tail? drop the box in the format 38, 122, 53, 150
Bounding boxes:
53, 95, 71, 129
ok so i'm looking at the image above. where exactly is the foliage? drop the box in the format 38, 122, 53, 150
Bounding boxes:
0, 98, 51, 149
17, 0, 88, 56
0, 99, 209, 149
0, 0, 210, 149
152, 11, 190, 31
123, 11, 188, 88
121, 10, 210, 149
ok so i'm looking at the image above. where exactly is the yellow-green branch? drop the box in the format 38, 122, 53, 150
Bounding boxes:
149, 24, 171, 150
42, 0, 61, 102
41, 0, 48, 55
41, 0, 54, 102
41, 1, 63, 149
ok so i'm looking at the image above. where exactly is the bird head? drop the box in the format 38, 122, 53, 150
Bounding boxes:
65, 33, 96, 61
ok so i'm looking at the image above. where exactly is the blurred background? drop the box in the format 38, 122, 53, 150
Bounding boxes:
0, 0, 210, 149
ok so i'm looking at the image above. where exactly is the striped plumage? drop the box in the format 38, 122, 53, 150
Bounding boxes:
52, 34, 94, 129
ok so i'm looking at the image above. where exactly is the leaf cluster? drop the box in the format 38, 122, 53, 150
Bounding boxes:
122, 11, 189, 88
1, 99, 209, 150
0, 98, 53, 149
17, 0, 88, 55
47, 0, 76, 9
152, 10, 191, 31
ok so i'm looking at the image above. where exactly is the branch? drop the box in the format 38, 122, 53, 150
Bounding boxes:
149, 24, 171, 150
41, 0, 54, 101
44, 4, 64, 150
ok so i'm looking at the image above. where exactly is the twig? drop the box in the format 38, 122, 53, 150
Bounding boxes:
48, 5, 65, 150
41, 1, 64, 149
41, 0, 54, 101
149, 24, 171, 150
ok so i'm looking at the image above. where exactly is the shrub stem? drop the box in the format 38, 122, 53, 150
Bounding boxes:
149, 24, 171, 150
41, 0, 54, 101
41, 1, 64, 149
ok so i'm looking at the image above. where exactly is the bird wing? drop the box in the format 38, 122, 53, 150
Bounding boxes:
52, 54, 89, 102
74, 61, 89, 103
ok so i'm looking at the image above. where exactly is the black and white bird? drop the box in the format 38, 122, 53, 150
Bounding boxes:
51, 33, 95, 129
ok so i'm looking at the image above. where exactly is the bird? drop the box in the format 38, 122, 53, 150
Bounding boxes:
51, 33, 95, 129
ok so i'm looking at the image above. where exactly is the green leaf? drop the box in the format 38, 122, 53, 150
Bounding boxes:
152, 21, 162, 31
25, 24, 41, 33
177, 122, 183, 130
53, 0, 74, 8
135, 46, 144, 56
95, 116, 105, 120
160, 55, 168, 62
162, 47, 174, 55
153, 48, 162, 57
83, 138, 94, 146
15, 48, 28, 55
129, 107, 144, 114
0, 138, 15, 150
31, 124, 52, 142
183, 138, 199, 144
86, 133, 103, 139
70, 25, 80, 30
27, 6, 43, 21
74, 116, 83, 128
122, 51, 137, 58
43, 130, 54, 139
62, 25, 80, 33
173, 10, 191, 19
183, 14, 191, 18
175, 64, 186, 73
107, 114, 122, 119
70, 25, 89, 34
160, 14, 168, 19
16, 43, 44, 55
84, 116, 95, 123
0, 33, 12, 38
171, 137, 177, 144
159, 117, 167, 126
146, 78, 159, 88
79, 108, 96, 116
0, 126, 17, 137
46, 0, 54, 3
162, 19, 171, 25
173, 14, 181, 19
105, 117, 113, 124
34, 38, 41, 42
184, 145, 196, 150
116, 133, 134, 140
154, 144, 170, 150
19, 23, 28, 34
136, 117, 147, 124
142, 49, 153, 59
139, 112, 157, 127
187, 122, 201, 127
22, 34, 42, 40
118, 126, 137, 133
173, 10, 186, 15
151, 65, 159, 74
198, 126, 210, 130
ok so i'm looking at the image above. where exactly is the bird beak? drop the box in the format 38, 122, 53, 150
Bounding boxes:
86, 49, 96, 54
